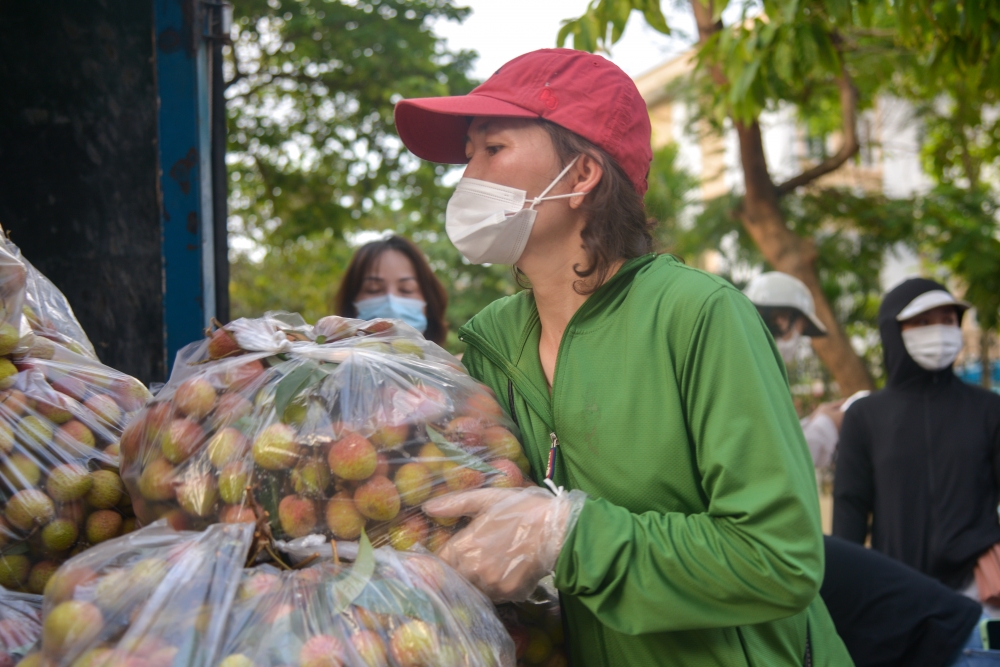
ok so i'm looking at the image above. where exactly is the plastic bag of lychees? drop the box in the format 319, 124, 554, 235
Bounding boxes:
496, 579, 570, 667
120, 312, 530, 549
220, 532, 514, 667
21, 519, 253, 667
0, 588, 42, 666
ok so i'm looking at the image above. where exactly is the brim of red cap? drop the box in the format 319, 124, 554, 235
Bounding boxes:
394, 94, 539, 165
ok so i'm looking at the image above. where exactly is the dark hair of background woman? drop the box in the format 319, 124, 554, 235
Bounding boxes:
333, 235, 449, 346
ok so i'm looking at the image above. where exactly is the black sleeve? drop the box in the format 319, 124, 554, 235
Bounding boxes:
822, 536, 982, 667
832, 404, 873, 544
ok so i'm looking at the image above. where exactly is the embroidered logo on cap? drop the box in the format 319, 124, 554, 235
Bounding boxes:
539, 88, 558, 110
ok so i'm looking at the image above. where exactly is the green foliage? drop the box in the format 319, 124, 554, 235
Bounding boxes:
643, 142, 701, 250
227, 0, 476, 246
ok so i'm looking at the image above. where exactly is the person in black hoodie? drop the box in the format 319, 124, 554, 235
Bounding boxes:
833, 277, 1000, 593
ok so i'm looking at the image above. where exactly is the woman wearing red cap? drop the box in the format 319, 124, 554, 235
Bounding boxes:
399, 49, 852, 666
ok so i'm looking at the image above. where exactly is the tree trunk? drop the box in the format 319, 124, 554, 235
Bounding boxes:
734, 122, 874, 395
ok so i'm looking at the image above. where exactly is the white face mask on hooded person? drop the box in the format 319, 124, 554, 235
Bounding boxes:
901, 324, 964, 371
445, 156, 589, 265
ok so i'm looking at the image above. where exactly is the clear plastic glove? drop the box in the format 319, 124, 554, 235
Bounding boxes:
423, 485, 587, 603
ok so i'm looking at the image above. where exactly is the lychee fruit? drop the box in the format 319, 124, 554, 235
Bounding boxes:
176, 474, 219, 518
18, 415, 53, 448
0, 359, 17, 390
27, 560, 59, 594
299, 634, 344, 667
426, 526, 451, 553
252, 423, 299, 470
219, 505, 256, 524
1, 453, 42, 490
0, 555, 30, 590
292, 459, 331, 498
41, 519, 79, 552
325, 492, 365, 540
327, 433, 377, 481
83, 393, 123, 427
351, 629, 388, 667
36, 398, 73, 425
218, 461, 251, 505
208, 328, 242, 360
43, 565, 97, 603
51, 375, 88, 401
482, 426, 521, 460
353, 476, 401, 522
488, 458, 525, 488
442, 462, 487, 493
210, 392, 252, 429
55, 420, 96, 452
109, 377, 152, 412
390, 339, 424, 357
225, 359, 265, 392
388, 515, 429, 551
85, 509, 122, 544
218, 654, 255, 667
393, 462, 433, 507
45, 462, 92, 502
370, 423, 409, 450
445, 416, 483, 449
173, 377, 217, 420
138, 458, 176, 501
277, 495, 317, 538
0, 389, 31, 416
5, 488, 55, 530
390, 620, 437, 667
86, 470, 124, 509
160, 418, 206, 464
374, 453, 389, 477
42, 600, 103, 655
464, 392, 505, 421
207, 427, 250, 468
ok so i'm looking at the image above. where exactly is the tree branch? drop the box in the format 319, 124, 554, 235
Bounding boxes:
774, 70, 860, 197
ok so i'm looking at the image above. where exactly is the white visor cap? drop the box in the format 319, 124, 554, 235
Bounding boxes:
743, 272, 827, 336
896, 290, 970, 321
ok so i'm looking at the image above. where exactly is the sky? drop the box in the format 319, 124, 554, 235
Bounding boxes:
430, 0, 698, 81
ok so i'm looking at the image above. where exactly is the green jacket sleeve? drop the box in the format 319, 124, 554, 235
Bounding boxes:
554, 287, 824, 635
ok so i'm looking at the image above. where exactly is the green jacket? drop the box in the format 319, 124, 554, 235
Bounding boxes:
459, 254, 853, 667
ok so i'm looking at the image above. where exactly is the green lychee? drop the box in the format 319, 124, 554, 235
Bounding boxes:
83, 393, 122, 428
160, 418, 205, 464
388, 514, 429, 551
0, 358, 16, 390
488, 458, 525, 488
0, 422, 14, 455
390, 339, 424, 357
441, 461, 486, 492
42, 600, 103, 655
327, 433, 377, 480
138, 458, 176, 501
36, 398, 73, 425
85, 509, 122, 544
54, 420, 96, 453
0, 389, 32, 416
18, 415, 53, 447
370, 423, 409, 450
325, 491, 365, 540
85, 470, 123, 509
390, 620, 438, 667
27, 560, 59, 594
0, 323, 21, 357
277, 494, 317, 538
0, 554, 30, 589
482, 426, 522, 460
218, 654, 255, 667
176, 473, 219, 518
353, 476, 401, 522
46, 462, 92, 502
292, 459, 330, 498
252, 423, 299, 470
41, 518, 79, 552
206, 427, 250, 468
6, 488, 55, 530
173, 377, 217, 420
109, 377, 152, 412
393, 462, 433, 507
1, 453, 42, 490
218, 461, 250, 505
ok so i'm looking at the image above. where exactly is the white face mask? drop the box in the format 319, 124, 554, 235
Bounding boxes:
445, 157, 588, 265
901, 324, 963, 371
776, 330, 801, 364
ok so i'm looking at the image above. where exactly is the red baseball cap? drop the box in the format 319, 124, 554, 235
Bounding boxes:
394, 48, 653, 195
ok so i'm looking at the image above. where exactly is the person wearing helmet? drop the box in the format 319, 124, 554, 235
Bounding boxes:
395, 49, 852, 666
833, 278, 1000, 597
743, 272, 867, 469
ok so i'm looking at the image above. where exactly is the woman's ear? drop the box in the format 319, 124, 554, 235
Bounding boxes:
568, 154, 603, 209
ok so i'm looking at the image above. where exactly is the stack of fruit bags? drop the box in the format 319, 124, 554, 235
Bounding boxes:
20, 519, 515, 667
120, 312, 528, 551
0, 589, 42, 666
0, 233, 151, 595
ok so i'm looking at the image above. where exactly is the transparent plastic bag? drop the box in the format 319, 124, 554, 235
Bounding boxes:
120, 313, 530, 549
0, 589, 41, 666
23, 520, 253, 667
222, 537, 514, 667
497, 580, 569, 667
24, 520, 514, 667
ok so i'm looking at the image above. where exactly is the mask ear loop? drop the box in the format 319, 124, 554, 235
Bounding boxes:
526, 155, 590, 211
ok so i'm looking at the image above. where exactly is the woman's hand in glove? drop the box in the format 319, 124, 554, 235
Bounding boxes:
422, 486, 586, 602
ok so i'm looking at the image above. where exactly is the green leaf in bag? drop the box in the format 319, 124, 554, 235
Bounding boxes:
353, 577, 438, 624
273, 361, 318, 418
326, 530, 376, 614
426, 425, 496, 475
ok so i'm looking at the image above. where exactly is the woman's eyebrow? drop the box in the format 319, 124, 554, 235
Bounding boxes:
363, 276, 386, 283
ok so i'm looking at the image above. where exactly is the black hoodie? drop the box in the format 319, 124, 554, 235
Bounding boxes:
833, 278, 1000, 589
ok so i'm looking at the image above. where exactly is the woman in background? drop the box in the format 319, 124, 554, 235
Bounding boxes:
333, 235, 449, 346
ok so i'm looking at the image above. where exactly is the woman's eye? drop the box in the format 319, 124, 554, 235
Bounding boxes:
486, 145, 502, 156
